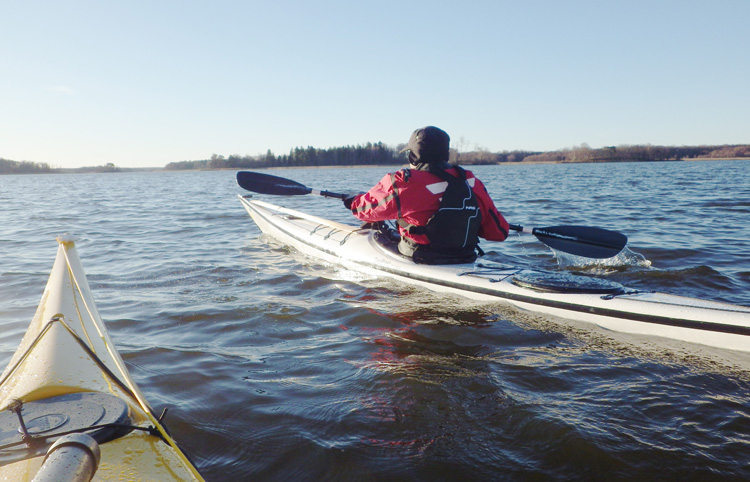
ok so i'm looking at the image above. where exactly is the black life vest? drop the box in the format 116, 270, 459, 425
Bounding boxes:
398, 165, 482, 257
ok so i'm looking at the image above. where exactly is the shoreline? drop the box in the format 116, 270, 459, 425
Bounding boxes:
2, 157, 748, 175
258, 157, 750, 170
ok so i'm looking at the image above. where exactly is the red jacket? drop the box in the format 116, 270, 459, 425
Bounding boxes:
350, 168, 509, 245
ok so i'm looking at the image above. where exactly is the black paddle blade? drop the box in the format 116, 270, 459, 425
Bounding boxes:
532, 225, 628, 259
237, 171, 312, 195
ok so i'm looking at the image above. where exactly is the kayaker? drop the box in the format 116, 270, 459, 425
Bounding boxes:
343, 126, 510, 264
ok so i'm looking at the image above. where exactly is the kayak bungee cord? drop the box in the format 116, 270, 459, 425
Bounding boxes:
57, 241, 177, 433
59, 238, 202, 466
0, 316, 137, 404
0, 315, 175, 456
0, 237, 205, 480
0, 319, 56, 390
3, 399, 168, 452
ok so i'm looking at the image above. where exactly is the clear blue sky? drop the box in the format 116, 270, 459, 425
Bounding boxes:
2, 0, 748, 168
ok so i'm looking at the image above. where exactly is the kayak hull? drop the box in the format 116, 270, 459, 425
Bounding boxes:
0, 237, 203, 481
238, 196, 750, 353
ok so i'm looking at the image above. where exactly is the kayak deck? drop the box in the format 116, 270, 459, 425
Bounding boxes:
238, 196, 750, 353
0, 236, 204, 481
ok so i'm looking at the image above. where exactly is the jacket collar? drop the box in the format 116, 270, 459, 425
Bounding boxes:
410, 161, 452, 172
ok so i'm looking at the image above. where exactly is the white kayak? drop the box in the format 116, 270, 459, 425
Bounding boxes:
0, 236, 204, 481
238, 196, 750, 354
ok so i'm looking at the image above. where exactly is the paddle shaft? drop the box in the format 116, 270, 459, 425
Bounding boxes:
309, 188, 348, 199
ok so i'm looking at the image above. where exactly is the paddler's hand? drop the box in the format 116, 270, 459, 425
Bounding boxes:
342, 193, 362, 210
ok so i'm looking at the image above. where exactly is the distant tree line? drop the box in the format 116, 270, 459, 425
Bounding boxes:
521, 144, 750, 163
4, 143, 749, 174
83, 163, 121, 173
0, 158, 54, 174
455, 149, 545, 164
168, 143, 750, 170
0, 158, 121, 174
700, 145, 750, 159
165, 142, 404, 170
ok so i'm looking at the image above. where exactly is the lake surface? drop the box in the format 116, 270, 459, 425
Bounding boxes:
1, 160, 749, 481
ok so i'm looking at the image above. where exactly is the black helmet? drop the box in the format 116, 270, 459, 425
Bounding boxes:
399, 126, 450, 165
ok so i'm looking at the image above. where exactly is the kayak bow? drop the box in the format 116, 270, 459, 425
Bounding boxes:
238, 196, 750, 354
0, 236, 204, 481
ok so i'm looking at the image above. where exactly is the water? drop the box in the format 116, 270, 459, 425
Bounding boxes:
1, 160, 749, 481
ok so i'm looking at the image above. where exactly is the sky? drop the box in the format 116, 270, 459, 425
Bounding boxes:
2, 0, 749, 168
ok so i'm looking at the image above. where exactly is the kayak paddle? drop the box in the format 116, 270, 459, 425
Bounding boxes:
236, 171, 628, 259
508, 224, 627, 259
236, 171, 348, 199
